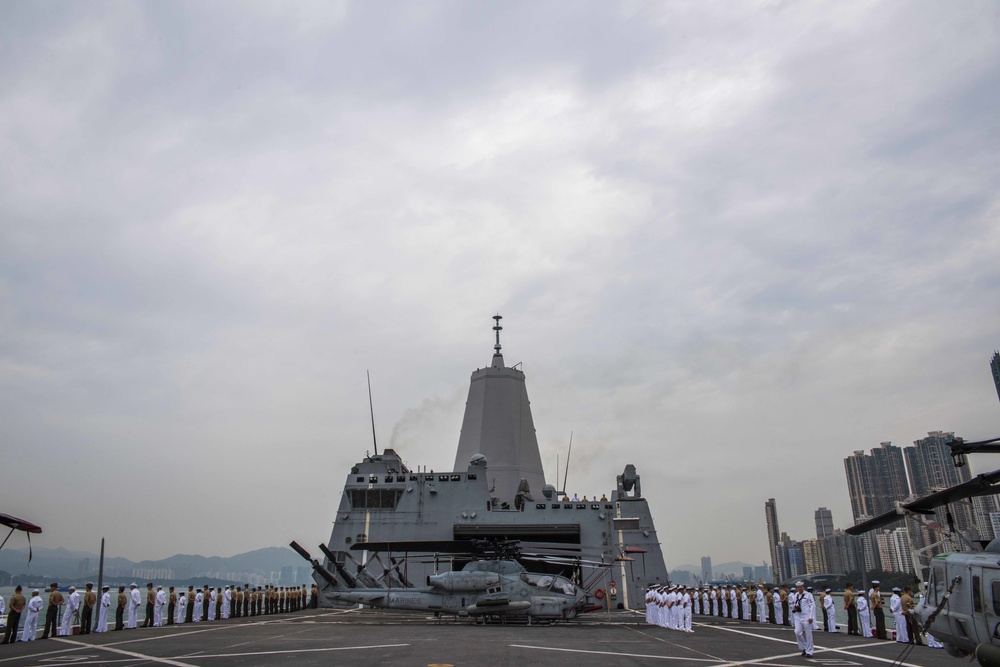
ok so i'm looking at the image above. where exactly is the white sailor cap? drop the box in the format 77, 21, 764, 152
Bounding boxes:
825, 588, 831, 592
157, 585, 162, 589
68, 585, 76, 591
32, 589, 40, 594
795, 581, 804, 587
892, 586, 901, 592
130, 583, 136, 587
871, 580, 880, 585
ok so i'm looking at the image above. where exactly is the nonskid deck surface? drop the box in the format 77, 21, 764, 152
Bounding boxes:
0, 609, 955, 667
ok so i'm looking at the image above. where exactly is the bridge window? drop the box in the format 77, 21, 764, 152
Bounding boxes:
439, 475, 449, 481
397, 475, 406, 482
536, 504, 546, 509
576, 504, 586, 509
451, 474, 461, 481
468, 474, 477, 480
356, 476, 364, 482
349, 489, 403, 510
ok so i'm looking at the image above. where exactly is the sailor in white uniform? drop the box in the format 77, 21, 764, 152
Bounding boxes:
756, 586, 767, 623
127, 584, 141, 629
193, 589, 203, 623
223, 586, 232, 619
176, 589, 187, 624
823, 588, 836, 632
857, 587, 871, 638
154, 586, 166, 627
61, 586, 80, 636
890, 587, 907, 643
208, 588, 217, 621
774, 588, 784, 625
95, 586, 110, 633
741, 588, 750, 620
681, 588, 693, 632
790, 581, 815, 657
21, 590, 43, 641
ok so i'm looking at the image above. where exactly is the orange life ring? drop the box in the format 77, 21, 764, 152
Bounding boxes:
594, 588, 606, 599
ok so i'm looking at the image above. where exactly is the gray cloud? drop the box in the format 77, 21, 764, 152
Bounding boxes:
1, 1, 998, 570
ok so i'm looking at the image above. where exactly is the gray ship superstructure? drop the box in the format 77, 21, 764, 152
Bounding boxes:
316, 317, 668, 610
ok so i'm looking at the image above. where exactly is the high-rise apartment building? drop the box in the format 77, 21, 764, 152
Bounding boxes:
844, 442, 909, 522
701, 556, 712, 583
905, 431, 978, 537
991, 351, 1000, 404
802, 539, 822, 575
787, 542, 805, 579
765, 499, 789, 582
973, 495, 1000, 541
815, 507, 834, 540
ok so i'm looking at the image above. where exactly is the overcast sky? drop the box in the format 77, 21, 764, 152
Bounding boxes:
2, 1, 999, 572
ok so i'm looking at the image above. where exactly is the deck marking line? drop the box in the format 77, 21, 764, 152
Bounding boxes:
0, 645, 85, 664
54, 638, 199, 667
627, 625, 730, 662
169, 643, 409, 659
509, 645, 719, 662
101, 624, 245, 648
690, 623, 924, 667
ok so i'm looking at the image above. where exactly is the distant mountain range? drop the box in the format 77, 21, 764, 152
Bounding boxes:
671, 561, 757, 576
0, 546, 304, 582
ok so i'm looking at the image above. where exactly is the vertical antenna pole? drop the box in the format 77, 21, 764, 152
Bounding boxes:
563, 432, 573, 495
367, 370, 378, 456
96, 537, 105, 608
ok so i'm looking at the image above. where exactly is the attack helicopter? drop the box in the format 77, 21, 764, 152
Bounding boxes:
290, 537, 606, 623
846, 435, 1000, 667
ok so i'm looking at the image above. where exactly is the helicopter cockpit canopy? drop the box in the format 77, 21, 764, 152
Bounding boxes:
520, 572, 576, 595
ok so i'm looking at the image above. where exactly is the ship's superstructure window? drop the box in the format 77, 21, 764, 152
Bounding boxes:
451, 474, 461, 481
468, 474, 477, 480
439, 475, 449, 481
396, 475, 406, 482
409, 475, 418, 481
552, 504, 560, 508
536, 504, 546, 509
349, 489, 403, 510
356, 476, 364, 482
425, 474, 434, 481
369, 475, 378, 483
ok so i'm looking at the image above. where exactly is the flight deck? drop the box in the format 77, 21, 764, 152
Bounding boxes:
0, 608, 954, 667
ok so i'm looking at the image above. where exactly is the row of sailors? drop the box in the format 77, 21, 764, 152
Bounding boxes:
645, 581, 819, 656
1, 581, 319, 643
644, 581, 937, 648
